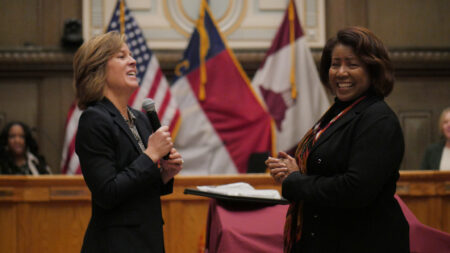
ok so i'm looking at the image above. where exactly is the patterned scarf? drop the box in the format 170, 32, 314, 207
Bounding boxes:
283, 96, 366, 253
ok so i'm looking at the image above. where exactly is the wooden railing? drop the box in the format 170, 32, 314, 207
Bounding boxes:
0, 172, 449, 253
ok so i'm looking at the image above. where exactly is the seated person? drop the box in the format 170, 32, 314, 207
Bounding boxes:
420, 107, 450, 170
0, 121, 51, 175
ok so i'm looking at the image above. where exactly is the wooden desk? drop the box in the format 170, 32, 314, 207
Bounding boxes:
0, 172, 449, 253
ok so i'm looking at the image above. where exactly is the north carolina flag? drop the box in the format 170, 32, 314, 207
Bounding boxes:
171, 0, 274, 174
252, 0, 330, 153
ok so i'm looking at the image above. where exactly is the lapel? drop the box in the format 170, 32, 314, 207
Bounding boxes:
135, 112, 151, 148
310, 95, 381, 153
99, 98, 143, 154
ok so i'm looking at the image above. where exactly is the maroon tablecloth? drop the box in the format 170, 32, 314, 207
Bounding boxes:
205, 197, 450, 253
205, 199, 288, 253
394, 195, 450, 253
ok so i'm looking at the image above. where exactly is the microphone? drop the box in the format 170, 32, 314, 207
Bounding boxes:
142, 98, 169, 160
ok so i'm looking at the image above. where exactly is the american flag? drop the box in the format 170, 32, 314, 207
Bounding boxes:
61, 0, 181, 174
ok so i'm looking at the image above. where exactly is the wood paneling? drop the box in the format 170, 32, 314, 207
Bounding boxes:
0, 0, 39, 46
398, 111, 432, 171
386, 78, 450, 170
0, 0, 81, 47
325, 0, 450, 48
0, 79, 40, 127
0, 203, 16, 252
0, 173, 449, 253
368, 0, 450, 48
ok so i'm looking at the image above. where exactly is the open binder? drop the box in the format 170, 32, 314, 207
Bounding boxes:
184, 182, 289, 205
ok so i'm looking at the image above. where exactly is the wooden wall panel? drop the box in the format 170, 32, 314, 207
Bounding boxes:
400, 197, 442, 229
368, 0, 450, 48
444, 196, 450, 232
0, 79, 40, 128
386, 78, 450, 170
398, 112, 432, 171
0, 173, 449, 253
162, 200, 209, 253
0, 0, 81, 47
0, 203, 16, 253
38, 77, 76, 173
325, 0, 450, 47
0, 0, 39, 46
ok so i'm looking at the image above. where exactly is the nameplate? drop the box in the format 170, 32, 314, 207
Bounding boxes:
396, 184, 410, 194
0, 189, 14, 197
50, 187, 90, 200
445, 183, 450, 192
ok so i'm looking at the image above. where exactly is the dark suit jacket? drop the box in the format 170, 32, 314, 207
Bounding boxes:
75, 98, 173, 253
282, 95, 409, 253
420, 140, 445, 170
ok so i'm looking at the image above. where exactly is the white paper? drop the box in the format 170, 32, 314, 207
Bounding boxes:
197, 182, 282, 199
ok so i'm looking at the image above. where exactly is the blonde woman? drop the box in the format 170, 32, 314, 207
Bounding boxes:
421, 107, 450, 170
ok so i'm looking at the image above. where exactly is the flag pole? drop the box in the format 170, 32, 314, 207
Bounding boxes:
198, 0, 210, 101
289, 0, 297, 100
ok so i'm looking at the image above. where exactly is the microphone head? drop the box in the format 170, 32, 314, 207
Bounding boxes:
142, 98, 156, 112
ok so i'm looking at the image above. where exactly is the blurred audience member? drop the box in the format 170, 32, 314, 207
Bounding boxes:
0, 121, 51, 175
420, 107, 450, 170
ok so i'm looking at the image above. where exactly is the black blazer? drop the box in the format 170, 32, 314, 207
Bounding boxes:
75, 98, 173, 253
420, 140, 445, 170
283, 96, 409, 253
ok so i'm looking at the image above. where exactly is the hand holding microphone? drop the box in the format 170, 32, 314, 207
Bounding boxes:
142, 98, 171, 161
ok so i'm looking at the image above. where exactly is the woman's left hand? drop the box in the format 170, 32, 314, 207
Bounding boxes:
160, 148, 183, 184
265, 151, 299, 183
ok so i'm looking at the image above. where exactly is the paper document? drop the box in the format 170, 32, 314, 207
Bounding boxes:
197, 182, 282, 200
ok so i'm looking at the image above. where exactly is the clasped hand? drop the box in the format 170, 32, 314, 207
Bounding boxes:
160, 148, 183, 184
144, 126, 183, 183
265, 151, 299, 183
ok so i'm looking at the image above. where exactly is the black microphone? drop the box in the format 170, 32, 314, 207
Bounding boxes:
142, 98, 169, 160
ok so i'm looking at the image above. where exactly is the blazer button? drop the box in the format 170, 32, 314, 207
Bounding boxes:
313, 214, 319, 219
317, 158, 322, 164
311, 232, 316, 237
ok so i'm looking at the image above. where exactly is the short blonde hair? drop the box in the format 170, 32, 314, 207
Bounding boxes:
73, 31, 126, 109
438, 107, 450, 136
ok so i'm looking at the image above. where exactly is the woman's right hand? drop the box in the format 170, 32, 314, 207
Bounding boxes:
144, 126, 173, 162
265, 151, 299, 183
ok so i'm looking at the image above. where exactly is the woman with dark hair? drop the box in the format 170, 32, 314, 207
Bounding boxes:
74, 31, 183, 253
266, 26, 409, 252
0, 121, 51, 175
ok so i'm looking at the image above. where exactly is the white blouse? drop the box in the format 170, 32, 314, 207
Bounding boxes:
439, 146, 450, 171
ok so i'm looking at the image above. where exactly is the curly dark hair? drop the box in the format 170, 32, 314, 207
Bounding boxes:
319, 26, 394, 97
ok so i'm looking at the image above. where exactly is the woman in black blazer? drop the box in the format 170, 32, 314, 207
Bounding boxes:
266, 27, 409, 253
73, 31, 183, 253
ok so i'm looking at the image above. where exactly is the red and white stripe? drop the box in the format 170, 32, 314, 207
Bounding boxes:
60, 103, 82, 175
128, 55, 181, 134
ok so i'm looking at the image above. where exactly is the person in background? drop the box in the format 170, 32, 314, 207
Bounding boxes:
0, 121, 51, 175
266, 26, 409, 253
74, 31, 183, 253
420, 107, 450, 170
